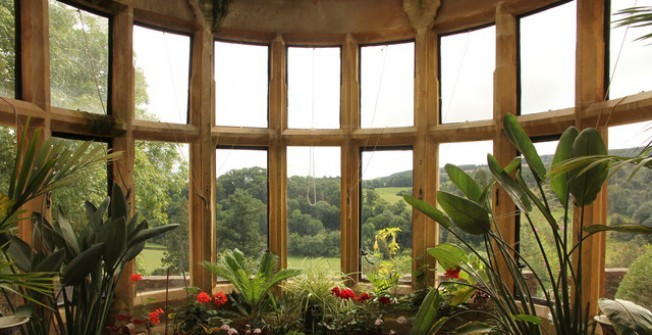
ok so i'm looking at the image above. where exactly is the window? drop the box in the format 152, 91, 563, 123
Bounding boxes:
609, 0, 652, 98
50, 137, 108, 225
288, 47, 340, 129
0, 126, 16, 195
361, 42, 414, 128
216, 148, 268, 259
606, 122, 652, 309
440, 26, 495, 123
287, 146, 341, 273
134, 141, 189, 290
0, 0, 16, 98
360, 148, 412, 281
49, 0, 109, 114
438, 141, 493, 250
133, 25, 190, 124
518, 139, 567, 298
519, 1, 576, 115
215, 42, 269, 128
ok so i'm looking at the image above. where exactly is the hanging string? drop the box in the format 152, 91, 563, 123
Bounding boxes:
77, 9, 107, 115
443, 31, 471, 123
306, 48, 318, 207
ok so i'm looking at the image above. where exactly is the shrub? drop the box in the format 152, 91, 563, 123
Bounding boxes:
615, 245, 652, 309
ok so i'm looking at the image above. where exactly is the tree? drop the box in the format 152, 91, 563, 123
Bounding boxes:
216, 188, 267, 257
0, 0, 15, 97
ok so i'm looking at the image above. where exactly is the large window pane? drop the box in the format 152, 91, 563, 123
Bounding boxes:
440, 26, 495, 124
606, 122, 652, 309
50, 138, 108, 225
361, 42, 414, 128
49, 0, 109, 114
134, 141, 189, 291
0, 0, 16, 98
520, 1, 576, 115
216, 149, 268, 259
609, 0, 652, 98
215, 42, 269, 127
287, 147, 341, 273
438, 141, 493, 252
0, 126, 16, 195
133, 25, 190, 123
288, 47, 340, 129
361, 149, 412, 281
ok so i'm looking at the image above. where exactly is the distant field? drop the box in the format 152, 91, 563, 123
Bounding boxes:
374, 187, 410, 204
287, 256, 341, 275
137, 243, 166, 275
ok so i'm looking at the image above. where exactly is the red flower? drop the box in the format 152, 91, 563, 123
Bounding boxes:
379, 296, 391, 305
214, 292, 228, 306
197, 291, 211, 303
148, 308, 164, 325
444, 267, 461, 279
130, 273, 142, 283
340, 288, 356, 300
357, 292, 371, 302
331, 286, 341, 297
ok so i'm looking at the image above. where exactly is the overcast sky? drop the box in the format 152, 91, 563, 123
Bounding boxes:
131, 0, 652, 179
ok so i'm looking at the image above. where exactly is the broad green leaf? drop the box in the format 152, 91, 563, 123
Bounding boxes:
62, 243, 105, 286
101, 217, 127, 270
449, 286, 476, 306
504, 157, 522, 174
7, 236, 33, 272
437, 191, 490, 235
584, 224, 652, 235
456, 322, 493, 334
550, 126, 579, 208
34, 249, 65, 272
410, 288, 444, 335
110, 184, 128, 221
488, 154, 532, 213
569, 128, 607, 206
427, 243, 467, 270
403, 195, 451, 229
445, 164, 483, 203
598, 298, 652, 335
503, 114, 546, 182
54, 206, 80, 256
515, 172, 558, 230
128, 224, 179, 247
513, 314, 543, 325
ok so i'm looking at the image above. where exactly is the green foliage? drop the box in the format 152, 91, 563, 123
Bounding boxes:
0, 0, 15, 97
598, 299, 652, 335
615, 246, 652, 309
203, 249, 301, 323
614, 6, 652, 42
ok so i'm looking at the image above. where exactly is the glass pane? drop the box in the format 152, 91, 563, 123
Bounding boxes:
50, 138, 108, 225
215, 42, 269, 127
0, 126, 16, 195
0, 0, 16, 98
518, 140, 569, 298
287, 147, 341, 274
609, 0, 652, 98
440, 26, 495, 123
520, 1, 576, 115
216, 149, 268, 259
606, 122, 652, 309
49, 0, 109, 114
134, 141, 189, 291
438, 141, 493, 253
361, 42, 414, 128
288, 47, 340, 129
133, 26, 190, 123
361, 149, 412, 282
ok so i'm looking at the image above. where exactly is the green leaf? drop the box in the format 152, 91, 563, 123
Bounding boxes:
513, 314, 543, 325
550, 126, 579, 208
101, 217, 127, 270
110, 183, 128, 221
7, 236, 33, 272
427, 243, 467, 270
456, 322, 493, 334
410, 288, 444, 335
569, 128, 608, 206
437, 191, 490, 235
128, 224, 179, 248
62, 243, 105, 286
598, 298, 652, 335
584, 224, 652, 235
503, 114, 546, 182
54, 206, 80, 256
487, 154, 532, 213
34, 249, 65, 272
403, 195, 451, 230
445, 164, 483, 203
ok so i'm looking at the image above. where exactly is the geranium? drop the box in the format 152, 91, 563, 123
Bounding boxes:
379, 296, 391, 305
197, 291, 211, 303
130, 273, 143, 283
356, 292, 371, 302
444, 267, 461, 279
149, 308, 164, 325
331, 286, 341, 296
214, 291, 228, 306
339, 288, 355, 300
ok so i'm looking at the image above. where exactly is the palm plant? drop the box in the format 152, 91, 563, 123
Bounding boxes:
202, 249, 301, 323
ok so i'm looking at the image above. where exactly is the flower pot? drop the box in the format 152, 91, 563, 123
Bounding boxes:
0, 316, 29, 335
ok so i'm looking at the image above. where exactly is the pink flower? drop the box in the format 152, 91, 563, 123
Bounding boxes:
220, 325, 230, 331
253, 329, 262, 334
227, 329, 238, 335
197, 291, 211, 303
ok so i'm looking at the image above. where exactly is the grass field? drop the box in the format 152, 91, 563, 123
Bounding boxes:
287, 256, 341, 275
137, 243, 166, 274
372, 187, 410, 204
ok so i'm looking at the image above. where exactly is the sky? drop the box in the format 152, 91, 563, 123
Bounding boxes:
129, 0, 652, 179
